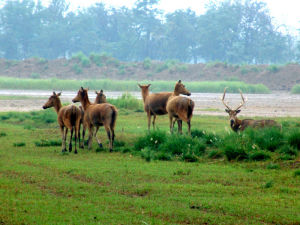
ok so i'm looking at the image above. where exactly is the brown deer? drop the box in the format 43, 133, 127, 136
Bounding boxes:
138, 80, 191, 130
166, 85, 194, 135
72, 87, 117, 151
42, 92, 81, 154
222, 87, 280, 132
94, 90, 107, 104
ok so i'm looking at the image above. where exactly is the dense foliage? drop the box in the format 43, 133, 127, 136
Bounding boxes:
0, 0, 296, 64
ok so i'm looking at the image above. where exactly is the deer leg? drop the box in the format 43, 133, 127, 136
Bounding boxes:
169, 115, 174, 133
69, 127, 73, 152
63, 128, 68, 152
105, 126, 113, 152
81, 124, 86, 149
74, 120, 80, 154
147, 111, 151, 131
87, 126, 94, 150
94, 126, 103, 148
60, 126, 66, 152
152, 115, 156, 130
187, 120, 191, 135
178, 120, 183, 134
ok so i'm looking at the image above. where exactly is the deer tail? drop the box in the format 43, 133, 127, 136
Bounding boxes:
187, 99, 194, 119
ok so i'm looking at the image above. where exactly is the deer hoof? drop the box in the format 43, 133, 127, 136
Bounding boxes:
98, 143, 103, 148
74, 150, 78, 154
109, 148, 113, 152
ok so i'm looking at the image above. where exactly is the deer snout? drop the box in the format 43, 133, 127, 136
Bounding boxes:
72, 98, 78, 103
42, 105, 47, 109
187, 92, 191, 96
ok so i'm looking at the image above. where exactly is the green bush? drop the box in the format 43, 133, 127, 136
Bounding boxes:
0, 132, 7, 137
72, 64, 82, 74
13, 142, 26, 147
288, 130, 300, 150
294, 169, 300, 177
108, 93, 143, 111
249, 151, 271, 161
267, 163, 280, 170
278, 145, 298, 156
89, 52, 103, 67
35, 139, 62, 147
143, 57, 152, 69
207, 149, 223, 159
267, 64, 280, 73
222, 133, 248, 161
134, 130, 167, 151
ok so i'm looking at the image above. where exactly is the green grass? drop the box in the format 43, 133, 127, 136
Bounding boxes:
0, 111, 299, 224
0, 77, 270, 93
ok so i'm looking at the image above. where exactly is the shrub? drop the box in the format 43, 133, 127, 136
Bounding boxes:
0, 132, 7, 137
13, 142, 25, 147
108, 93, 143, 111
249, 151, 271, 161
267, 163, 280, 170
72, 64, 82, 74
207, 149, 223, 159
143, 57, 152, 69
294, 169, 300, 177
267, 64, 280, 73
89, 52, 103, 67
30, 73, 41, 79
278, 145, 298, 156
134, 130, 167, 151
222, 133, 248, 161
263, 180, 273, 189
81, 56, 91, 68
35, 139, 61, 147
288, 130, 300, 150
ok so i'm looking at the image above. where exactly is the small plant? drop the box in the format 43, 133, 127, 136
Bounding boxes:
267, 64, 280, 73
266, 163, 280, 170
0, 132, 7, 137
173, 169, 191, 176
35, 139, 61, 147
208, 149, 223, 159
294, 169, 300, 177
278, 145, 298, 156
249, 151, 271, 161
72, 64, 82, 74
30, 73, 41, 79
13, 142, 25, 147
89, 52, 103, 67
143, 57, 152, 69
288, 130, 300, 150
263, 180, 273, 189
134, 130, 167, 151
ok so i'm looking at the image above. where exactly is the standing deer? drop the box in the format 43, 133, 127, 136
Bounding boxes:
138, 80, 191, 131
72, 87, 117, 151
166, 81, 194, 134
42, 92, 81, 154
222, 87, 280, 132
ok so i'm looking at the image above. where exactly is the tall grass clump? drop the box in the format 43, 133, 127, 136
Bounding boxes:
267, 64, 280, 73
291, 84, 300, 94
108, 93, 143, 111
143, 57, 152, 69
287, 130, 300, 150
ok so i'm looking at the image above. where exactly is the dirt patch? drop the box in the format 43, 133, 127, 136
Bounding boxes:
1, 58, 300, 91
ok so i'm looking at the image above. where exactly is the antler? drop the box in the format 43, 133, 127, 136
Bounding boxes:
221, 87, 232, 110
234, 89, 247, 110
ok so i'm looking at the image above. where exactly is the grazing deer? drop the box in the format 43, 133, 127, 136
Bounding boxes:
72, 87, 117, 151
222, 87, 280, 132
138, 80, 191, 130
43, 92, 81, 154
94, 90, 107, 104
166, 82, 194, 134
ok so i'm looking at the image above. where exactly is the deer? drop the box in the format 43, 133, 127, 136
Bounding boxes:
42, 92, 81, 154
166, 95, 195, 135
138, 80, 191, 131
72, 87, 117, 152
222, 87, 280, 132
94, 90, 107, 104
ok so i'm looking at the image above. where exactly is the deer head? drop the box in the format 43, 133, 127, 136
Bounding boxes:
43, 91, 61, 109
222, 87, 246, 128
95, 89, 107, 104
174, 80, 191, 96
72, 87, 88, 103
138, 84, 151, 102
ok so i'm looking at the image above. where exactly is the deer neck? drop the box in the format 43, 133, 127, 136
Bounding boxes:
231, 118, 242, 132
173, 88, 181, 96
53, 99, 62, 114
141, 89, 149, 103
81, 94, 92, 111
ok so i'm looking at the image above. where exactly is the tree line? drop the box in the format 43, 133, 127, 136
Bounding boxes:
0, 0, 298, 64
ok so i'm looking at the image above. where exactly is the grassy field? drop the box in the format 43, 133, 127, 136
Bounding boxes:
0, 108, 300, 224
0, 77, 270, 93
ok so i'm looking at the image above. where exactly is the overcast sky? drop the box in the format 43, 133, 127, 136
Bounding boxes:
13, 0, 300, 35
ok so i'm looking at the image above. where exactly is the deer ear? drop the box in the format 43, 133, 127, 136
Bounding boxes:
178, 80, 181, 83
225, 109, 230, 113
100, 89, 103, 93
236, 110, 241, 114
80, 87, 84, 91
53, 91, 56, 95
57, 92, 61, 96
138, 84, 142, 88
95, 91, 98, 94
147, 84, 151, 88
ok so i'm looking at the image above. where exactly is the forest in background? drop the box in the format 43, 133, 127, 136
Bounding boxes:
0, 0, 299, 64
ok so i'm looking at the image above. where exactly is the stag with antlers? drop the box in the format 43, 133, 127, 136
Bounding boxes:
222, 88, 280, 132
